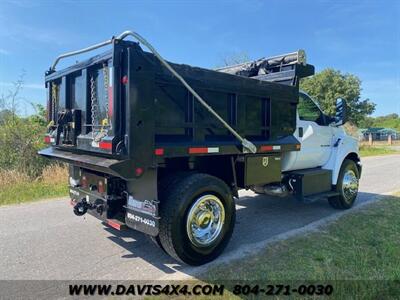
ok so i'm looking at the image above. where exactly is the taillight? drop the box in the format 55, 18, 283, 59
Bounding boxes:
135, 167, 144, 177
98, 180, 105, 194
99, 141, 112, 150
44, 136, 51, 144
81, 176, 88, 188
155, 148, 164, 156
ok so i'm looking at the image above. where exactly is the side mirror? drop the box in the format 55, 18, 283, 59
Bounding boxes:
334, 98, 347, 126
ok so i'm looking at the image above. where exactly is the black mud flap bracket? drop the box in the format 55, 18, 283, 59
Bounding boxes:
124, 195, 160, 236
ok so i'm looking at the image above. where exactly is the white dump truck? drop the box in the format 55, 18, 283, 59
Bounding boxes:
40, 31, 361, 265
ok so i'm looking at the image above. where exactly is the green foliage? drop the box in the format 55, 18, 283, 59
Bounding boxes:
201, 194, 400, 298
359, 146, 399, 157
0, 181, 68, 206
359, 113, 400, 131
0, 73, 49, 178
300, 68, 376, 125
28, 104, 47, 127
0, 113, 49, 177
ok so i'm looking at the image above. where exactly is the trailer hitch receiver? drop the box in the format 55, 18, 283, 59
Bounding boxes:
73, 200, 89, 216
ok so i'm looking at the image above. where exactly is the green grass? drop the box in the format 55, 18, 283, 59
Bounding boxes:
0, 181, 68, 206
199, 194, 400, 299
360, 145, 398, 157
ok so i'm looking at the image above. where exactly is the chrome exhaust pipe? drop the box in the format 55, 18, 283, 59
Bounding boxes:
252, 183, 290, 198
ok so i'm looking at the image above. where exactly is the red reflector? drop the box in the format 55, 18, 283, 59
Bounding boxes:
260, 145, 273, 151
44, 136, 51, 143
98, 180, 105, 194
155, 148, 164, 156
188, 147, 208, 154
81, 176, 88, 188
121, 75, 128, 84
135, 167, 144, 177
107, 220, 121, 231
99, 141, 112, 150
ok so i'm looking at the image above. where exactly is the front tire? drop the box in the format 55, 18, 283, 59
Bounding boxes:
158, 173, 235, 265
328, 159, 360, 209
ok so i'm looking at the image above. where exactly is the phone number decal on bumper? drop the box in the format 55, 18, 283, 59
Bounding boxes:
127, 212, 156, 227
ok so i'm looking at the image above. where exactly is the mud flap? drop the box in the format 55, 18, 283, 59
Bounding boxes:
125, 196, 160, 236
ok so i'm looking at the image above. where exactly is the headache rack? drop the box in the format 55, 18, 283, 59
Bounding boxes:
216, 50, 314, 86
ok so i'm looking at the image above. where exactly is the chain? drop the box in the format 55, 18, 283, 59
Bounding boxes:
90, 64, 112, 141
102, 62, 110, 128
90, 74, 98, 137
51, 82, 58, 122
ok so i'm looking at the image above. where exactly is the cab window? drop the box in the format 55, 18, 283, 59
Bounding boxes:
298, 93, 325, 125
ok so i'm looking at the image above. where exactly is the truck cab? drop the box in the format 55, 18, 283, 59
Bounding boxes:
39, 31, 361, 266
284, 91, 360, 174
280, 91, 361, 204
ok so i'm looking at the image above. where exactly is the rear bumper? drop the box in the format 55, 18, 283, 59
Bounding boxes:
69, 185, 160, 236
38, 147, 136, 179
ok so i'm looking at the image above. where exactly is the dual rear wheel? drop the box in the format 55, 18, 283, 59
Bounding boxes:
155, 173, 235, 265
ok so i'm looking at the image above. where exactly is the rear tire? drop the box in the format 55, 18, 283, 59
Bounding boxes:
158, 173, 235, 265
148, 172, 187, 253
328, 159, 360, 209
148, 235, 165, 251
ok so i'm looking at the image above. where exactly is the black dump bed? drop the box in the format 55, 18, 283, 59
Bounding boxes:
40, 38, 314, 178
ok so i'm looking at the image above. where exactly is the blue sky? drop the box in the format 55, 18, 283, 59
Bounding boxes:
0, 0, 399, 116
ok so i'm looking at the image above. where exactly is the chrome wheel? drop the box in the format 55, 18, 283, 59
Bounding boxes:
342, 169, 359, 202
186, 194, 225, 247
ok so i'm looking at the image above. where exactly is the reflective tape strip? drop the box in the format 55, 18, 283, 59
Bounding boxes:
207, 147, 219, 153
260, 145, 273, 151
260, 145, 281, 152
107, 219, 121, 230
108, 67, 113, 118
109, 67, 113, 86
189, 147, 220, 154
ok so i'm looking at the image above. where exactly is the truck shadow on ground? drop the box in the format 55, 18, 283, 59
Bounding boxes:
103, 191, 388, 276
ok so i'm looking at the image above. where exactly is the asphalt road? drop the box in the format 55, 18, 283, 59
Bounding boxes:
0, 155, 399, 280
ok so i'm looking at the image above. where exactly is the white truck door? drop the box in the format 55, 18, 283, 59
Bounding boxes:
289, 92, 333, 170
